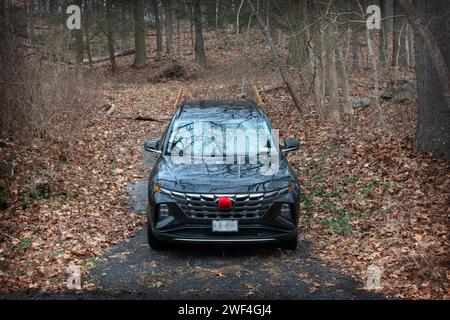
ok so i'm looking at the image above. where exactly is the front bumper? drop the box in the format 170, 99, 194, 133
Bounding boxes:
147, 186, 300, 244
151, 223, 298, 244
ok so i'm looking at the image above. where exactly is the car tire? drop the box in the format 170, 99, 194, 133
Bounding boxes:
280, 236, 298, 251
147, 222, 165, 250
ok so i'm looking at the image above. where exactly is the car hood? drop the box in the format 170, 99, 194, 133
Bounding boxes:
153, 156, 294, 194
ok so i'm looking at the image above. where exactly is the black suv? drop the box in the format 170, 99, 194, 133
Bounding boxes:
144, 100, 301, 250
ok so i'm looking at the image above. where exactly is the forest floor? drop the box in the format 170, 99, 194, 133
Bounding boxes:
0, 30, 449, 299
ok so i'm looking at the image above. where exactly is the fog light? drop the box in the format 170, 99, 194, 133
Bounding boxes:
280, 203, 293, 220
158, 204, 170, 220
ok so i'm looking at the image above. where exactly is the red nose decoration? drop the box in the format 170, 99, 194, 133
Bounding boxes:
217, 197, 233, 209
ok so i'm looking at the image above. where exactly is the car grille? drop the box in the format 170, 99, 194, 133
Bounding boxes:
160, 187, 289, 219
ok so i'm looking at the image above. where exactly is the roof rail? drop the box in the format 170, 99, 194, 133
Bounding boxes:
251, 84, 265, 107
174, 86, 185, 111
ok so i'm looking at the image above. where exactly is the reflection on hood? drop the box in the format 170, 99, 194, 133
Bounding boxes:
154, 156, 293, 194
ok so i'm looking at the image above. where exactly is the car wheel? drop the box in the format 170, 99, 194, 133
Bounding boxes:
147, 222, 165, 250
280, 236, 298, 251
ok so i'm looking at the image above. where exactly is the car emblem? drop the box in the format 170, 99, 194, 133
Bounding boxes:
217, 197, 234, 209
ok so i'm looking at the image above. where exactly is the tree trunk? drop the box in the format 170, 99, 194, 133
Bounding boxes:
319, 22, 326, 98
189, 4, 194, 48
392, 0, 407, 67
215, 0, 220, 33
287, 0, 306, 68
152, 0, 163, 61
408, 22, 415, 67
309, 18, 325, 120
120, 0, 128, 40
164, 0, 173, 54
383, 0, 393, 33
400, 0, 450, 158
83, 0, 92, 64
336, 42, 352, 115
176, 0, 181, 60
1, 0, 5, 18
405, 22, 410, 66
106, 0, 116, 73
324, 22, 341, 122
379, 0, 388, 65
365, 16, 386, 127
26, 0, 34, 43
73, 0, 83, 64
107, 34, 117, 73
236, 0, 244, 35
48, 0, 56, 17
193, 0, 206, 68
351, 21, 359, 70
398, 0, 450, 108
133, 0, 147, 67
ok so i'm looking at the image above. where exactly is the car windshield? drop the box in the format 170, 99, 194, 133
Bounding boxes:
165, 117, 278, 159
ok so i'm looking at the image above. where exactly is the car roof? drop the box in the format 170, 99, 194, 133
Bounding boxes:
176, 100, 265, 119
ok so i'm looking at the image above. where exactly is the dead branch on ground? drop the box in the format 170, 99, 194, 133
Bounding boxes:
104, 103, 170, 123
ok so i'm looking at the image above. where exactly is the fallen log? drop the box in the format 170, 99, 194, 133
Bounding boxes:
351, 98, 373, 109
381, 83, 417, 102
108, 115, 170, 122
236, 83, 283, 100
84, 48, 135, 64
259, 83, 284, 93
104, 102, 169, 122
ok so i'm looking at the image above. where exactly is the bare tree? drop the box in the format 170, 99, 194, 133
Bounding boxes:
26, 0, 34, 43
359, 2, 386, 127
176, 0, 181, 60
379, 0, 388, 65
74, 0, 83, 63
309, 15, 325, 119
133, 0, 147, 67
324, 20, 341, 122
83, 0, 92, 64
152, 0, 163, 61
164, 0, 173, 54
215, 0, 220, 33
392, 0, 407, 67
336, 43, 352, 115
193, 0, 206, 68
350, 1, 360, 70
236, 0, 244, 35
247, 0, 306, 115
105, 0, 116, 73
396, 0, 449, 108
397, 0, 450, 158
286, 0, 307, 68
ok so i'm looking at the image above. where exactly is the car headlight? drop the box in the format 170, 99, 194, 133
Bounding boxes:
280, 203, 293, 220
157, 204, 170, 220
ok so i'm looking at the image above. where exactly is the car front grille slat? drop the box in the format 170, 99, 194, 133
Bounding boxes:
161, 187, 289, 220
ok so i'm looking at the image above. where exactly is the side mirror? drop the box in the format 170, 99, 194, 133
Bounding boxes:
144, 140, 161, 154
281, 138, 300, 153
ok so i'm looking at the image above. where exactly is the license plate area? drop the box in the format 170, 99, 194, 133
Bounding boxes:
212, 220, 238, 232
